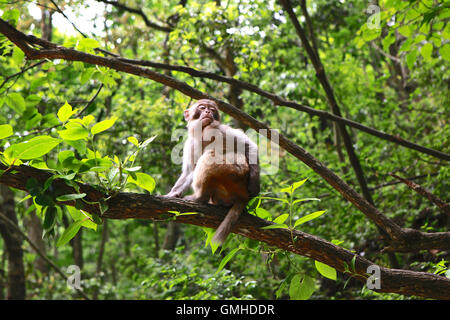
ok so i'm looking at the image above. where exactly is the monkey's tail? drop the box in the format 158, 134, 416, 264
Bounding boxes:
212, 202, 246, 245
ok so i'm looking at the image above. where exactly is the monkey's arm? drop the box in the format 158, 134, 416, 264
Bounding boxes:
166, 170, 193, 197
165, 141, 194, 197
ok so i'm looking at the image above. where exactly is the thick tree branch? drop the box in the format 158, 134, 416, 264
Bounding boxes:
0, 19, 448, 254
0, 164, 449, 299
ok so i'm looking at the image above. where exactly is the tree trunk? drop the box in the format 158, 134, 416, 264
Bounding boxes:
162, 222, 180, 250
24, 200, 48, 274
0, 185, 26, 299
70, 228, 83, 269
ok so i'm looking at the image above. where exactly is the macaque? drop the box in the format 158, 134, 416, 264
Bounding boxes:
166, 99, 260, 244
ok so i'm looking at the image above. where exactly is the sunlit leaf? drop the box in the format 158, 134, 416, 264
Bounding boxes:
8, 136, 61, 160
0, 124, 13, 139
215, 247, 240, 275
315, 261, 337, 280
56, 220, 83, 247
294, 210, 327, 228
57, 101, 77, 123
91, 116, 118, 135
128, 172, 156, 193
5, 92, 25, 113
58, 126, 89, 141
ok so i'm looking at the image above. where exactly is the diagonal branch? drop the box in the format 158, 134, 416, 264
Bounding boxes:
390, 173, 450, 215
0, 18, 448, 253
0, 163, 449, 299
279, 0, 374, 205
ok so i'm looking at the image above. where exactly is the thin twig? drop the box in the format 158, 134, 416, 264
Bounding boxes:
0, 60, 46, 91
390, 173, 450, 215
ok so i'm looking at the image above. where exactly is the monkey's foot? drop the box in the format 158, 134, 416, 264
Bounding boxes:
183, 195, 197, 202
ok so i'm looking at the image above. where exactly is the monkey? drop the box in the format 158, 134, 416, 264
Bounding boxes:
165, 99, 260, 245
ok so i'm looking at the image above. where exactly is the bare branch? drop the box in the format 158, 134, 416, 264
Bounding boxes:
390, 173, 450, 215
96, 0, 173, 32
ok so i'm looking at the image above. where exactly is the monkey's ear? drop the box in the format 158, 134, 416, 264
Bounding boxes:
184, 109, 190, 121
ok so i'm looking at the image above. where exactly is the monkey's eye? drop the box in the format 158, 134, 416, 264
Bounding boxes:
199, 106, 206, 110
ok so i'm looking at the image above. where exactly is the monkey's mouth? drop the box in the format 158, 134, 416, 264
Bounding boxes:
201, 115, 214, 121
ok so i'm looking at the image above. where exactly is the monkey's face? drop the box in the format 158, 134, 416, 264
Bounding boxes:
185, 99, 220, 128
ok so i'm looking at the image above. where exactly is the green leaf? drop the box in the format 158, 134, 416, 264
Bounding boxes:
43, 206, 57, 230
289, 274, 315, 300
0, 124, 13, 139
128, 172, 156, 193
79, 38, 100, 49
127, 136, 139, 147
420, 42, 433, 61
124, 166, 141, 172
58, 126, 89, 141
261, 223, 289, 230
56, 193, 86, 202
382, 31, 395, 51
2, 8, 19, 25
406, 49, 417, 70
56, 220, 83, 247
292, 198, 320, 206
91, 116, 118, 135
362, 28, 381, 41
398, 24, 412, 37
5, 92, 25, 114
273, 213, 289, 224
12, 46, 24, 65
292, 178, 307, 192
254, 207, 272, 220
66, 206, 97, 230
140, 135, 157, 149
440, 43, 450, 61
315, 261, 337, 280
280, 186, 293, 194
57, 101, 76, 123
215, 247, 240, 275
294, 210, 326, 228
175, 211, 198, 216
80, 67, 96, 84
8, 136, 62, 160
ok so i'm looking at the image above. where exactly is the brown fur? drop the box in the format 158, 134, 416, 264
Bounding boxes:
167, 99, 260, 245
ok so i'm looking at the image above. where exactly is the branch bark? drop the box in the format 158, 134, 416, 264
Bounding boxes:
0, 19, 448, 257
0, 164, 449, 299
